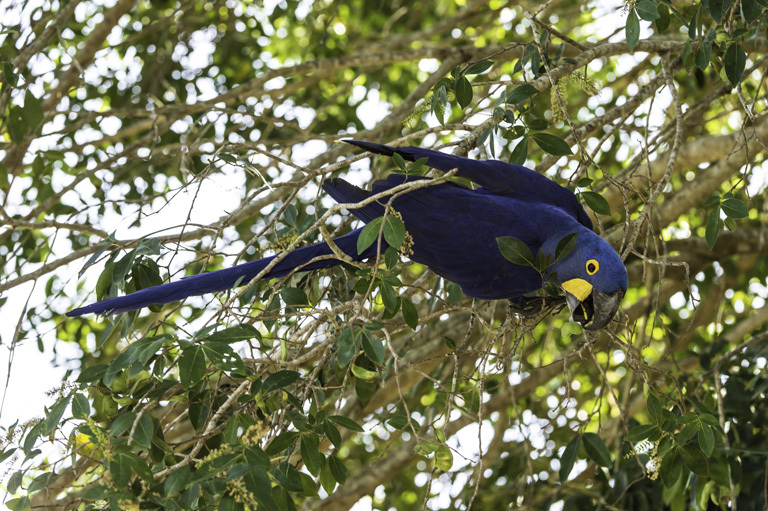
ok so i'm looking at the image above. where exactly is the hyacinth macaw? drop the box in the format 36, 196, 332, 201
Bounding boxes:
67, 140, 628, 329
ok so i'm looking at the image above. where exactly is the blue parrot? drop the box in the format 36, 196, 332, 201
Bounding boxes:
67, 140, 627, 329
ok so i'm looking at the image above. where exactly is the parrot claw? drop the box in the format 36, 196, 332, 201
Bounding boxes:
509, 296, 566, 317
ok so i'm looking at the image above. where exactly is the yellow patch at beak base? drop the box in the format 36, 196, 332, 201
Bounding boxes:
562, 278, 593, 301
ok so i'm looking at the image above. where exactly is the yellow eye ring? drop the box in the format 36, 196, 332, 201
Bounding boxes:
586, 259, 599, 275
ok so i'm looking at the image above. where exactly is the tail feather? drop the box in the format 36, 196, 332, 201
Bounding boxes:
67, 228, 377, 316
322, 178, 384, 223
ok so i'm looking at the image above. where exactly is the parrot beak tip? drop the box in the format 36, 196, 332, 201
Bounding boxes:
565, 289, 623, 330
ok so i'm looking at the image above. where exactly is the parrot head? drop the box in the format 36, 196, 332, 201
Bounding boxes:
547, 229, 628, 330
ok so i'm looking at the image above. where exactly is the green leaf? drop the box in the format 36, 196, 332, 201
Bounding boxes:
526, 118, 549, 131
137, 335, 169, 365
742, 0, 763, 23
324, 421, 342, 449
95, 260, 116, 302
179, 345, 206, 390
703, 193, 721, 207
677, 422, 698, 444
328, 415, 365, 432
72, 392, 90, 420
201, 342, 245, 374
8, 105, 26, 144
656, 3, 670, 32
680, 445, 709, 476
636, 0, 660, 20
81, 485, 111, 501
25, 90, 44, 133
626, 424, 658, 443
724, 43, 746, 87
23, 421, 44, 455
320, 459, 337, 494
497, 236, 535, 267
379, 282, 398, 313
531, 133, 572, 156
274, 462, 303, 493
647, 394, 664, 424
705, 206, 721, 250
227, 463, 253, 480
351, 364, 377, 381
659, 449, 682, 488
111, 413, 136, 437
683, 41, 693, 68
384, 246, 399, 269
409, 156, 429, 175
626, 9, 640, 52
328, 455, 348, 483
362, 334, 385, 364
357, 217, 384, 254
163, 464, 192, 496
281, 286, 308, 310
7, 470, 22, 494
700, 413, 720, 427
45, 394, 72, 435
0, 447, 16, 466
580, 191, 611, 215
555, 233, 578, 262
300, 434, 323, 476
133, 414, 155, 449
390, 152, 407, 172
266, 431, 299, 455
387, 415, 409, 430
722, 197, 748, 218
435, 445, 453, 471
432, 84, 448, 123
582, 433, 612, 467
455, 76, 473, 109
506, 84, 538, 104
207, 325, 261, 343
679, 411, 698, 424
559, 434, 582, 482
695, 42, 712, 71
28, 472, 58, 493
699, 425, 715, 456
401, 298, 419, 330
108, 451, 134, 488
336, 327, 360, 367
414, 442, 440, 456
383, 215, 406, 249
465, 60, 494, 75
509, 136, 528, 165
708, 0, 734, 23
103, 345, 139, 387
358, 215, 406, 254
355, 376, 376, 403
6, 497, 31, 511
262, 370, 301, 394
3, 62, 18, 87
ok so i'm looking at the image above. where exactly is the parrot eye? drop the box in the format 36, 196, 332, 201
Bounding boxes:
586, 259, 599, 275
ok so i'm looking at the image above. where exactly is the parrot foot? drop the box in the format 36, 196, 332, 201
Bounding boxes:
508, 296, 566, 318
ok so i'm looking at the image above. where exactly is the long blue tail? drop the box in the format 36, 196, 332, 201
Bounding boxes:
67, 228, 373, 316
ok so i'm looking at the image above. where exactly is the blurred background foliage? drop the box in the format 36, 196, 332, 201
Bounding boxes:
1, 0, 768, 509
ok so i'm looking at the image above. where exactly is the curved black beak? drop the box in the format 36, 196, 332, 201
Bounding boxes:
565, 288, 623, 330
